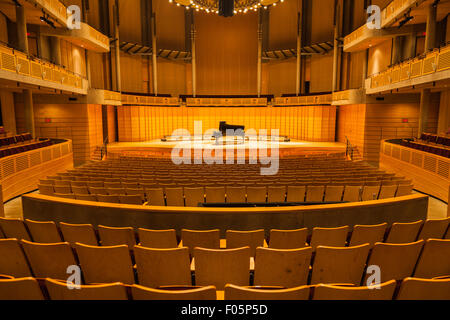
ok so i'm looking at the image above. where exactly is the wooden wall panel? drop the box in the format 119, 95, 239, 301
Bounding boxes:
0, 12, 7, 43
107, 105, 116, 143
266, 60, 297, 96
368, 40, 392, 77
117, 105, 336, 142
268, 0, 298, 50
154, 0, 186, 50
196, 13, 258, 95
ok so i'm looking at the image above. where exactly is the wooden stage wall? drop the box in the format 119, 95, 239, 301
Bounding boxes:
117, 105, 336, 142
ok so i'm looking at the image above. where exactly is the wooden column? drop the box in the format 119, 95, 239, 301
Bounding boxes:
191, 15, 197, 98
296, 0, 303, 96
332, 0, 342, 92
418, 89, 431, 138
151, 13, 158, 96
257, 9, 263, 98
114, 0, 122, 92
50, 37, 62, 65
16, 5, 28, 54
425, 3, 437, 52
23, 89, 35, 138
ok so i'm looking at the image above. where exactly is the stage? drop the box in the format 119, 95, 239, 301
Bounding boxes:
106, 139, 347, 160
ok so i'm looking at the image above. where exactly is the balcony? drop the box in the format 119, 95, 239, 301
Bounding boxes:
273, 94, 332, 106
366, 43, 450, 94
87, 89, 122, 105
0, 43, 87, 94
121, 95, 180, 106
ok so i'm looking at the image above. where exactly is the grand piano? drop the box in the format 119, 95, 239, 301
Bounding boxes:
213, 121, 245, 143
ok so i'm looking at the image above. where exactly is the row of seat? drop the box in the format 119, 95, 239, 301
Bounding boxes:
0, 132, 33, 147
420, 133, 450, 147
38, 184, 414, 206
1, 277, 448, 300
401, 139, 450, 158
0, 140, 52, 158
1, 217, 448, 251
0, 237, 448, 290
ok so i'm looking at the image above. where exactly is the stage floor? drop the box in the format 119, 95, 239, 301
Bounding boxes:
107, 139, 346, 159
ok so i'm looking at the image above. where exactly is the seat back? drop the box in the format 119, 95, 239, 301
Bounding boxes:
342, 185, 361, 202
119, 195, 142, 205
183, 187, 205, 207
45, 278, 128, 300
71, 186, 89, 195
74, 243, 135, 285
414, 239, 450, 278
165, 188, 185, 206
313, 280, 396, 300
246, 186, 267, 203
396, 277, 450, 300
205, 187, 226, 204
396, 184, 413, 197
349, 223, 387, 247
181, 229, 220, 256
417, 218, 450, 240
59, 222, 98, 246
194, 247, 251, 290
310, 244, 371, 285
97, 194, 120, 203
131, 285, 217, 300
378, 185, 398, 199
226, 186, 246, 203
267, 186, 286, 203
21, 240, 77, 280
75, 194, 97, 201
224, 284, 310, 300
138, 228, 178, 248
254, 247, 312, 287
361, 185, 381, 201
134, 246, 191, 288
310, 226, 349, 249
98, 225, 136, 249
0, 278, 44, 300
385, 220, 423, 243
286, 186, 306, 202
306, 185, 325, 202
365, 240, 424, 283
0, 239, 32, 277
226, 229, 265, 257
269, 228, 308, 249
38, 184, 54, 196
0, 218, 31, 241
25, 220, 62, 243
324, 185, 344, 202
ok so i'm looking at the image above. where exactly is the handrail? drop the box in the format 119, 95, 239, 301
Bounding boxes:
100, 137, 109, 160
345, 136, 354, 161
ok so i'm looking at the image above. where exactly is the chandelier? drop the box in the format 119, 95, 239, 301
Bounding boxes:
169, 0, 284, 15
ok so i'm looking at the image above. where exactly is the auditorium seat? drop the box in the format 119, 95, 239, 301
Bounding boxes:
324, 185, 344, 202
75, 194, 97, 201
193, 247, 251, 290
21, 240, 77, 280
98, 225, 136, 249
0, 239, 32, 278
119, 195, 143, 205
88, 187, 108, 195
286, 186, 306, 202
310, 226, 349, 249
0, 278, 45, 300
88, 182, 104, 188
246, 186, 267, 203
97, 194, 120, 203
146, 188, 166, 206
254, 247, 312, 287
38, 184, 54, 196
349, 223, 387, 247
414, 239, 450, 279
310, 244, 370, 285
225, 230, 265, 256
417, 217, 450, 240
71, 186, 89, 195
396, 184, 414, 197
131, 285, 217, 300
165, 188, 185, 206
107, 188, 127, 195
71, 181, 87, 187
25, 220, 62, 243
0, 217, 31, 241
54, 180, 71, 187
396, 278, 450, 300
267, 186, 286, 203
180, 229, 220, 256
269, 228, 308, 249
59, 222, 98, 246
74, 243, 135, 285
134, 246, 191, 288
385, 220, 423, 243
138, 228, 178, 248
39, 179, 55, 185
104, 182, 122, 188
54, 193, 76, 199
205, 187, 226, 204
45, 278, 128, 300
224, 284, 310, 300
225, 186, 246, 203
378, 185, 398, 199
342, 185, 361, 202
305, 185, 324, 202
361, 185, 380, 201
312, 280, 396, 300
365, 241, 424, 283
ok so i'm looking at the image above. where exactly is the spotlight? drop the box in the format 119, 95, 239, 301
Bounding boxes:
12, 0, 21, 7
432, 0, 440, 8
40, 12, 56, 29
398, 12, 413, 28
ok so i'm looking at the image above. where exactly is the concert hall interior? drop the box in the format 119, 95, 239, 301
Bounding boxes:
0, 0, 449, 302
